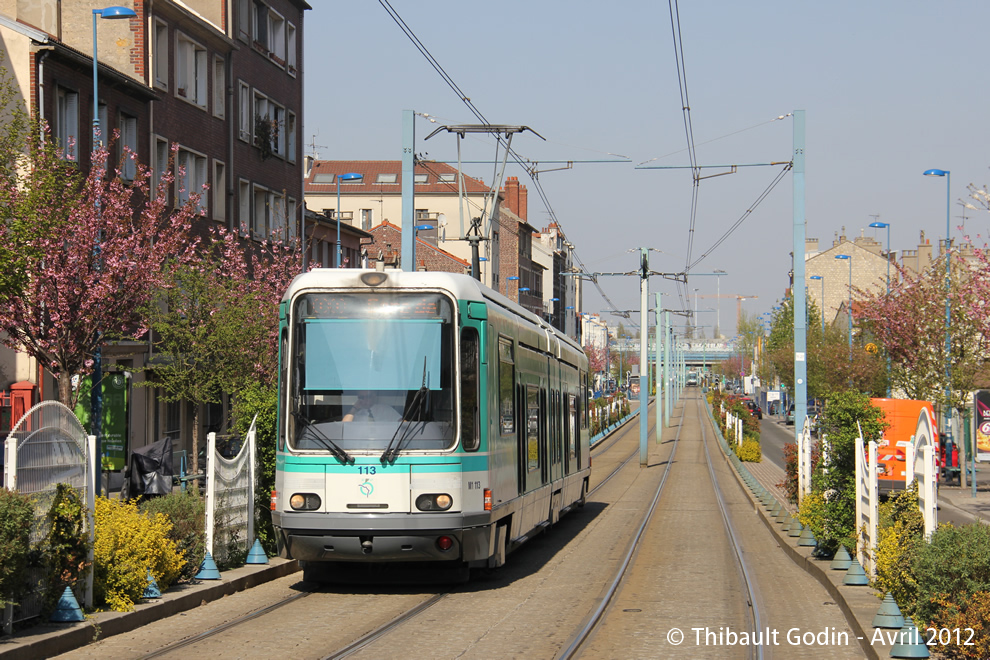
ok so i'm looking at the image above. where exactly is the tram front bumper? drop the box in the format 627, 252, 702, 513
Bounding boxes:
274, 511, 494, 563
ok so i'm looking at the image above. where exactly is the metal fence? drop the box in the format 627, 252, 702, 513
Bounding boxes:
2, 401, 95, 630
205, 415, 256, 566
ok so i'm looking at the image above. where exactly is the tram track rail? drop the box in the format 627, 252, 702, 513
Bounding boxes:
129, 417, 648, 660
558, 392, 767, 660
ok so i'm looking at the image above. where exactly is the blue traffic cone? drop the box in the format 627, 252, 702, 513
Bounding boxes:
889, 624, 930, 658
872, 593, 904, 629
143, 569, 161, 599
195, 552, 221, 580
830, 545, 852, 570
245, 539, 269, 565
50, 586, 85, 622
843, 558, 870, 586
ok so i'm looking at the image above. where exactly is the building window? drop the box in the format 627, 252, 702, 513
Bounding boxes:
438, 172, 456, 183
267, 9, 285, 64
97, 102, 108, 147
175, 33, 207, 108
286, 111, 296, 162
238, 179, 251, 233
272, 103, 285, 157
271, 193, 286, 235
253, 0, 268, 47
253, 92, 269, 141
212, 160, 226, 220
236, 0, 251, 43
287, 197, 297, 240
176, 147, 207, 212
414, 173, 429, 184
154, 136, 170, 198
154, 19, 168, 89
286, 22, 297, 73
376, 173, 397, 184
360, 209, 373, 230
213, 56, 225, 118
118, 113, 138, 180
238, 81, 251, 141
55, 86, 78, 161
253, 186, 269, 236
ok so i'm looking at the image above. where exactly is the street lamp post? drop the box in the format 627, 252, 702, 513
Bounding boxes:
870, 220, 892, 396
835, 254, 852, 360
335, 172, 362, 267
91, 5, 136, 496
714, 269, 725, 338
810, 275, 824, 334
518, 287, 530, 302
504, 275, 519, 297
924, 168, 958, 489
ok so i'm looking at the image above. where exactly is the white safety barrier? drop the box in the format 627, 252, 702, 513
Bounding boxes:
908, 408, 938, 538
798, 417, 812, 502
2, 402, 95, 628
205, 415, 257, 564
855, 424, 878, 577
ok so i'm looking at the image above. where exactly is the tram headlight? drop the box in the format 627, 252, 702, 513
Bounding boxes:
360, 272, 388, 286
289, 493, 322, 511
415, 493, 453, 511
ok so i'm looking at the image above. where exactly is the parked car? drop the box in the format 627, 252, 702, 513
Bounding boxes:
743, 399, 762, 420
785, 403, 821, 429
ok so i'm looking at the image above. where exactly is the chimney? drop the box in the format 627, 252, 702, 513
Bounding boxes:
502, 176, 528, 221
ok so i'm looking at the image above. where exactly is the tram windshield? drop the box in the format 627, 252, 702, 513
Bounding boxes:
287, 291, 456, 453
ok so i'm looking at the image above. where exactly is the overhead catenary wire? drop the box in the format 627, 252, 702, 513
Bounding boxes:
379, 0, 627, 318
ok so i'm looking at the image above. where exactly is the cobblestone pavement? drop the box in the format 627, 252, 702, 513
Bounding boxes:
7, 394, 989, 659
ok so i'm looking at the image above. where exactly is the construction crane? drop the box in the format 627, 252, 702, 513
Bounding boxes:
696, 294, 759, 334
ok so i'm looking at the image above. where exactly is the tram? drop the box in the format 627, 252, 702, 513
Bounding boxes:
272, 269, 591, 580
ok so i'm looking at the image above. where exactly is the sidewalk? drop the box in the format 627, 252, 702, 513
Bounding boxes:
734, 436, 990, 659
0, 559, 299, 659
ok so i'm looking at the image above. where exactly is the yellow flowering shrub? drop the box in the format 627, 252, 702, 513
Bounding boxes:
735, 439, 762, 462
93, 497, 185, 611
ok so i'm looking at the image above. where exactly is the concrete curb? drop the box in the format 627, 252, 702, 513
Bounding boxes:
0, 558, 299, 660
703, 400, 889, 660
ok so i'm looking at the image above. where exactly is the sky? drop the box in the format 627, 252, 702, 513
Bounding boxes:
302, 1, 990, 340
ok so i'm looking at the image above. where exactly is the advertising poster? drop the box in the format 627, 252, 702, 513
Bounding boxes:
74, 372, 129, 470
973, 390, 990, 462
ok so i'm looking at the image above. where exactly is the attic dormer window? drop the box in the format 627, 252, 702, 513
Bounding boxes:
312, 173, 335, 183
377, 173, 398, 184
438, 173, 456, 183
414, 173, 429, 184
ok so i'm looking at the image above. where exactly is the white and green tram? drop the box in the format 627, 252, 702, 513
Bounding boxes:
272, 269, 591, 580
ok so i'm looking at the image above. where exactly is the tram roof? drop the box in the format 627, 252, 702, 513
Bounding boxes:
283, 268, 583, 355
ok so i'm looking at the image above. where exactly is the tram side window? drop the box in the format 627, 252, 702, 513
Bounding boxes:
461, 327, 480, 451
527, 385, 540, 473
568, 394, 577, 460
498, 338, 514, 435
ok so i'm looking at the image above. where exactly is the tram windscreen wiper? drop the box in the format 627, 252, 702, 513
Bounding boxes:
291, 411, 353, 464
381, 357, 430, 464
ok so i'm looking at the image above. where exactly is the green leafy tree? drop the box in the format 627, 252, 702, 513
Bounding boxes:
767, 296, 885, 399
806, 391, 887, 554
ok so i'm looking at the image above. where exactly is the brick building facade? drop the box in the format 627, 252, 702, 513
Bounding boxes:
0, 0, 309, 455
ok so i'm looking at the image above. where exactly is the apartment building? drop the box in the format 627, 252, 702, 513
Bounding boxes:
0, 0, 309, 457
304, 161, 581, 335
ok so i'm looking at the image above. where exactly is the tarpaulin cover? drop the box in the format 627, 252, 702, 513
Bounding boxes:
122, 436, 173, 499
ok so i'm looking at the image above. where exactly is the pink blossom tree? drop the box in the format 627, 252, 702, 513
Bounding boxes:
0, 139, 200, 408
856, 254, 990, 411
